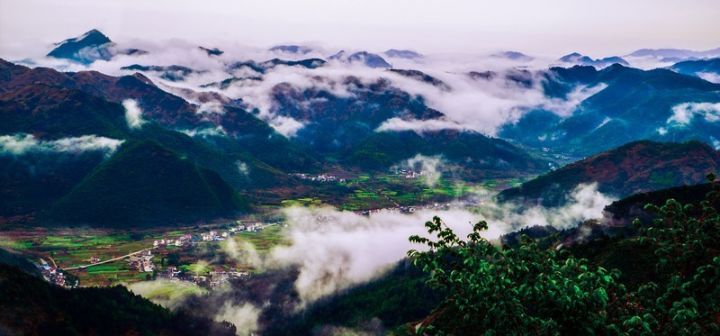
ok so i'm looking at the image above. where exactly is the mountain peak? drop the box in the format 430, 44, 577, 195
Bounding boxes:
559, 52, 628, 68
347, 51, 391, 68
47, 29, 113, 64
82, 29, 108, 39
199, 46, 224, 56
384, 49, 422, 59
60, 29, 111, 46
269, 45, 313, 55
492, 51, 533, 61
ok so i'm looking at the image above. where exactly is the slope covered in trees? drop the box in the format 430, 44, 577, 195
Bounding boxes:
499, 140, 720, 206
45, 140, 247, 227
407, 177, 720, 335
0, 264, 235, 335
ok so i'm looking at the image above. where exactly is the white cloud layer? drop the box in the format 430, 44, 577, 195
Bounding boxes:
0, 133, 124, 156
668, 102, 720, 125
402, 154, 444, 187
268, 183, 613, 305
123, 99, 146, 129
15, 38, 614, 138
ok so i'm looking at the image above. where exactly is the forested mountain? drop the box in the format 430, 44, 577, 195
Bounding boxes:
499, 140, 720, 206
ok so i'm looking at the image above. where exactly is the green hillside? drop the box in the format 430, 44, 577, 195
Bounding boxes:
45, 140, 246, 227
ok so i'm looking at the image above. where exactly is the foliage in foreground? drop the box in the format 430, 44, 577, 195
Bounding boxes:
408, 176, 720, 335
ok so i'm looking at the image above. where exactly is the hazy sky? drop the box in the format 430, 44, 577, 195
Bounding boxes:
1, 0, 718, 58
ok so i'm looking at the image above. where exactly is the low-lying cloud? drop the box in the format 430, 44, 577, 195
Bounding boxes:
668, 102, 720, 125
123, 99, 147, 129
399, 154, 445, 187
214, 302, 262, 336
222, 237, 262, 269
0, 133, 124, 156
268, 183, 613, 306
127, 183, 613, 333
378, 69, 606, 136
697, 72, 720, 84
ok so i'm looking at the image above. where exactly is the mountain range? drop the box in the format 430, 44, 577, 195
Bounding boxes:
501, 64, 720, 156
2, 29, 720, 227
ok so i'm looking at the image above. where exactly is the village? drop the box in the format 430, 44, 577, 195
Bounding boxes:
34, 220, 275, 289
289, 172, 347, 183
31, 195, 465, 290
131, 221, 271, 288
391, 167, 427, 180
358, 201, 455, 216
37, 258, 77, 288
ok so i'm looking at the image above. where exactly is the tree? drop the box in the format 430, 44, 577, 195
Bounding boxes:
408, 175, 720, 335
408, 218, 628, 335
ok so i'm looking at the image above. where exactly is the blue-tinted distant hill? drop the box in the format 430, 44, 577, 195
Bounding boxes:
47, 29, 113, 64
47, 29, 147, 64
627, 47, 720, 62
330, 50, 392, 68
501, 64, 720, 156
384, 49, 423, 59
558, 53, 628, 67
671, 58, 720, 80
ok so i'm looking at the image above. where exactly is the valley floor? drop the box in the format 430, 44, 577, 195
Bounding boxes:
0, 175, 521, 288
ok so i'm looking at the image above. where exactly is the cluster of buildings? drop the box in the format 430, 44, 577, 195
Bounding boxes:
152, 223, 267, 249
359, 202, 452, 216
290, 173, 346, 183
200, 230, 226, 241
230, 221, 265, 233
158, 265, 249, 288
38, 258, 76, 288
127, 250, 155, 273
198, 222, 265, 242
205, 269, 250, 287
153, 234, 194, 248
392, 168, 425, 179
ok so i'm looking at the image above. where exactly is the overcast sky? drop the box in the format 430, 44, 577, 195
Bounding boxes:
1, 0, 719, 58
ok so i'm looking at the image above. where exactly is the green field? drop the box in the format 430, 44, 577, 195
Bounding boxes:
86, 263, 123, 274
180, 261, 211, 275
0, 237, 33, 250
234, 224, 287, 253
281, 197, 324, 207
128, 279, 207, 308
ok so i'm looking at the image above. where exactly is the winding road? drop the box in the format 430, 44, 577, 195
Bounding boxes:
64, 248, 153, 271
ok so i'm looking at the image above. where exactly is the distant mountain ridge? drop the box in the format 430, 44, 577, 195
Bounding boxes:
502, 64, 720, 155
671, 58, 720, 81
498, 140, 720, 206
628, 47, 720, 62
384, 49, 423, 59
558, 52, 629, 68
330, 50, 392, 68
